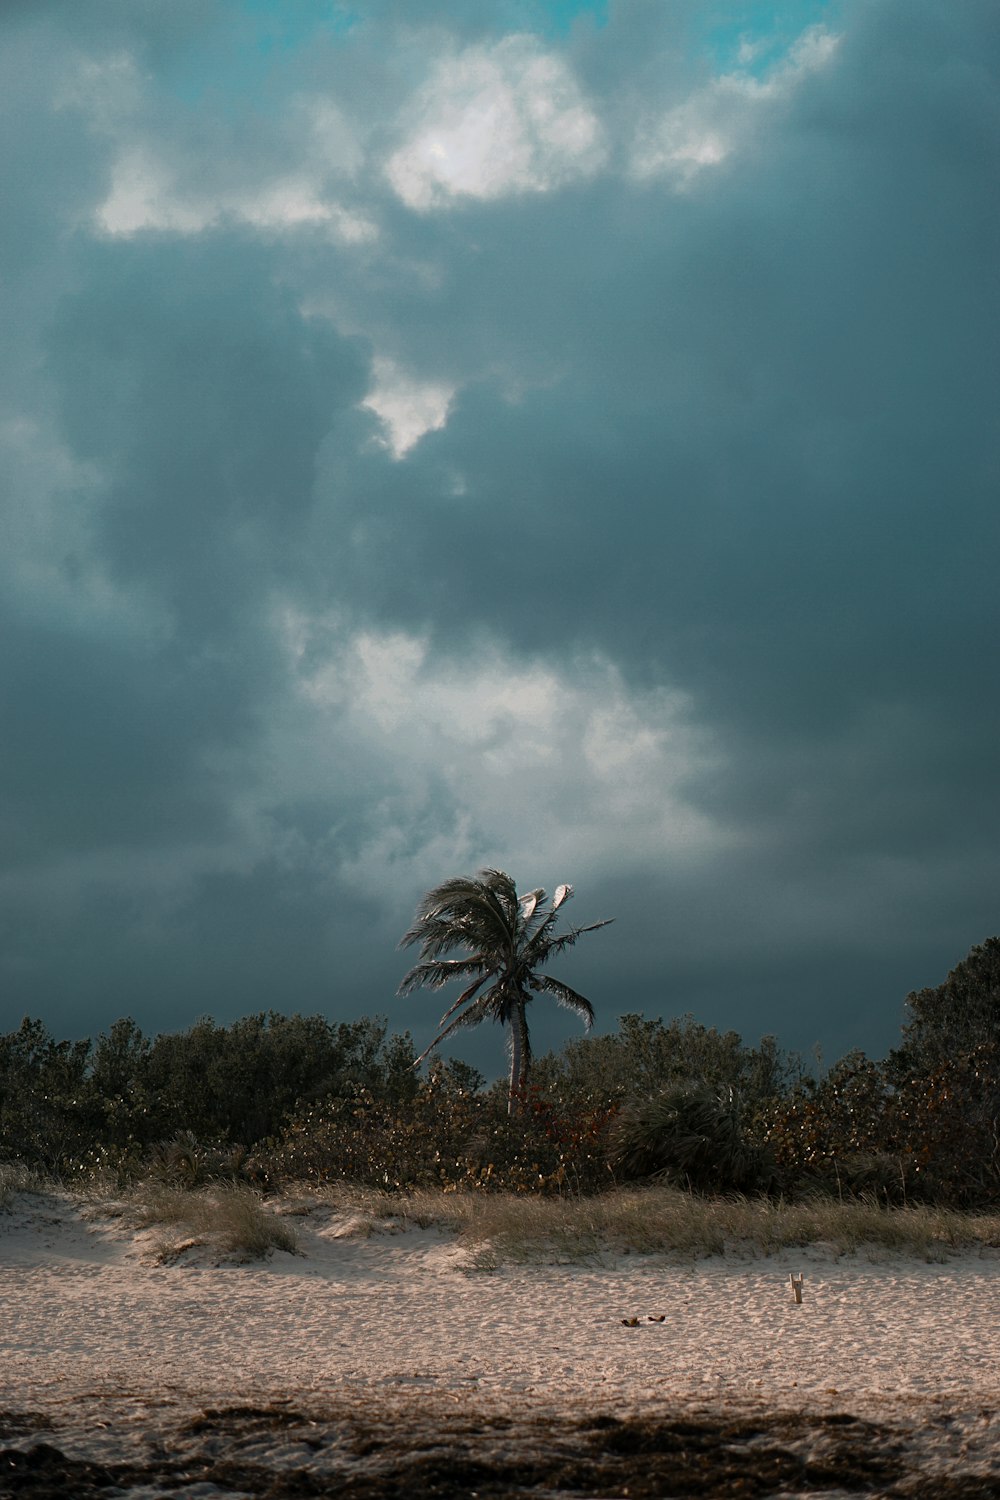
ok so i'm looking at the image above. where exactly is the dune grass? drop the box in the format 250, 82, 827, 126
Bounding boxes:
129, 1182, 299, 1261
8, 1170, 998, 1267
0, 1162, 47, 1209
303, 1182, 1000, 1265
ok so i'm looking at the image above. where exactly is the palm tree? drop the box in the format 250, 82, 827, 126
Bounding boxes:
398, 869, 612, 1112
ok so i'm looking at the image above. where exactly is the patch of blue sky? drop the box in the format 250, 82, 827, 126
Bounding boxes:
695, 0, 844, 76
237, 0, 607, 50
244, 0, 359, 54
155, 2, 356, 105
157, 0, 841, 107
531, 0, 609, 35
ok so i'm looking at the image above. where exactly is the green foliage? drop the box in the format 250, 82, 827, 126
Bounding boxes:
141, 1012, 417, 1143
896, 936, 1000, 1072
533, 1012, 799, 1115
891, 1041, 1000, 1204
762, 1050, 902, 1198
888, 939, 1000, 1203
145, 1131, 264, 1190
0, 1018, 93, 1167
0, 1011, 416, 1175
609, 1080, 776, 1194
764, 1043, 1000, 1206
2, 932, 998, 1207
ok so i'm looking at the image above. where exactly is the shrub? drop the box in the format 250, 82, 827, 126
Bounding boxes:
763, 1050, 895, 1196
764, 1043, 1000, 1207
268, 1067, 616, 1194
609, 1080, 775, 1194
145, 1131, 267, 1190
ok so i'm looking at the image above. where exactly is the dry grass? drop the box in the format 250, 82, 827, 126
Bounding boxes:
0, 1162, 47, 1207
302, 1183, 1000, 1265
129, 1183, 299, 1261
39, 1173, 997, 1269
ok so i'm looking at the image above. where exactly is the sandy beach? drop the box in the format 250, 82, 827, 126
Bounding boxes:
2, 1190, 999, 1496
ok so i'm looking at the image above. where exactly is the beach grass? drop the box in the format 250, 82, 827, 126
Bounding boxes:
0, 1162, 47, 1208
128, 1182, 299, 1261
302, 1182, 1000, 1264
11, 1169, 1000, 1265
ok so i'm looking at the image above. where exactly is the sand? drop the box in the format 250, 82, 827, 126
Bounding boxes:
2, 1190, 999, 1496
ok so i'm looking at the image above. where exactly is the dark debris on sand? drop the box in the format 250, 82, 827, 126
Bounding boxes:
1, 1401, 999, 1498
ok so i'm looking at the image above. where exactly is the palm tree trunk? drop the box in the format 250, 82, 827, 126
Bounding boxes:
507, 1022, 521, 1115
507, 1001, 530, 1115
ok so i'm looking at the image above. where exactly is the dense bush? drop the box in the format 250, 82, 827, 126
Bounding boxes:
896, 936, 1000, 1073
762, 1050, 904, 1200
609, 1080, 776, 1194
271, 1064, 617, 1194
0, 1012, 417, 1176
763, 1042, 1000, 1206
531, 1012, 799, 1117
0, 1018, 93, 1168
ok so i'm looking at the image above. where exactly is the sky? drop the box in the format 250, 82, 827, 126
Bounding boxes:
2, 0, 997, 1076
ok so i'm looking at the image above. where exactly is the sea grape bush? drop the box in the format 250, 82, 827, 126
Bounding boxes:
531, 1012, 798, 1114
272, 1067, 617, 1194
889, 1040, 1000, 1204
762, 1042, 1000, 1205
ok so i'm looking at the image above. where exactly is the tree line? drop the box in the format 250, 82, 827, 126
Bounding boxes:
1, 933, 998, 1205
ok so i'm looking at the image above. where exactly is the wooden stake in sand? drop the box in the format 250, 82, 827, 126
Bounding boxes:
789, 1273, 804, 1304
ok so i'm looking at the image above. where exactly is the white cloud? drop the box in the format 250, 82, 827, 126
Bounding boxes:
275, 613, 727, 906
362, 358, 454, 457
98, 148, 205, 236
385, 35, 604, 210
54, 50, 145, 127
97, 147, 378, 242
93, 81, 375, 242
631, 25, 840, 185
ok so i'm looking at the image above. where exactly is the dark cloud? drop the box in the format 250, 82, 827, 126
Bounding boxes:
0, 226, 370, 876
312, 1, 998, 842
49, 235, 370, 632
0, 49, 101, 276
0, 0, 996, 1069
0, 608, 236, 865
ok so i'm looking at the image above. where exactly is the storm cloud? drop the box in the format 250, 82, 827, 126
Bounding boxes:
1, 0, 997, 1069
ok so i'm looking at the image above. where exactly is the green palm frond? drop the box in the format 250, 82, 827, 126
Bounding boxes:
530, 975, 596, 1028
436, 973, 492, 1024
400, 911, 494, 959
412, 986, 501, 1068
396, 956, 487, 995
399, 872, 519, 959
527, 917, 614, 964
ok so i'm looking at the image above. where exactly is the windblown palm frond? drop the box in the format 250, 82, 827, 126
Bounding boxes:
519, 887, 546, 922
395, 956, 488, 995
530, 974, 596, 1027
397, 869, 612, 1111
526, 917, 615, 966
412, 986, 502, 1069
